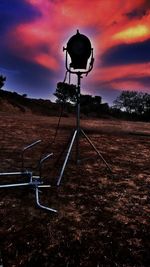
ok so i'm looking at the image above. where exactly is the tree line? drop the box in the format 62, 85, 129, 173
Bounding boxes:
54, 82, 150, 121
54, 82, 109, 117
0, 75, 150, 121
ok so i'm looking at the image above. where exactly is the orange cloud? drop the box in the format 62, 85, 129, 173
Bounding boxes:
34, 53, 59, 70
93, 63, 150, 83
90, 62, 150, 95
113, 25, 150, 41
110, 80, 149, 93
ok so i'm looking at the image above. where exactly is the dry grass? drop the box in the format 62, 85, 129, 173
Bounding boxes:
0, 113, 150, 266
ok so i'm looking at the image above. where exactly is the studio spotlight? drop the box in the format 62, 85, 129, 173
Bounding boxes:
66, 30, 92, 69
57, 30, 112, 186
64, 29, 94, 73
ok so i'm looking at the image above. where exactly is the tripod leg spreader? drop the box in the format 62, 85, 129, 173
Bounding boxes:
35, 185, 57, 213
0, 141, 57, 213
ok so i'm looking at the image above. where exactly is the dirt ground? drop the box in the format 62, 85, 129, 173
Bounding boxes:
0, 113, 150, 267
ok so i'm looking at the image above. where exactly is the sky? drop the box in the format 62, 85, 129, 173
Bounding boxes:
0, 0, 150, 105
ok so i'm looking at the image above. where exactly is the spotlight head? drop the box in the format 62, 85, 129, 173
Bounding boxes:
66, 30, 92, 69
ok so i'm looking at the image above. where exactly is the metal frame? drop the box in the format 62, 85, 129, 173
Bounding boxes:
0, 140, 57, 213
57, 48, 112, 186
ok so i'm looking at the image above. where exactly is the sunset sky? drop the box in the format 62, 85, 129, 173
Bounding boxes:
0, 0, 150, 104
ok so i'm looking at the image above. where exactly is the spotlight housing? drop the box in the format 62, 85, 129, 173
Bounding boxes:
66, 30, 92, 69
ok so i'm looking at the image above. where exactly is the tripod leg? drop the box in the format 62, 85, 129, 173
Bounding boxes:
54, 131, 75, 168
57, 130, 77, 186
81, 129, 112, 172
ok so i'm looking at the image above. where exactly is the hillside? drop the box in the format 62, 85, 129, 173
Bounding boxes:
0, 90, 59, 116
0, 89, 149, 122
0, 90, 110, 119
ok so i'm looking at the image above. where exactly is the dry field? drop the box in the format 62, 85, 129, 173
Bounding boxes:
0, 113, 150, 267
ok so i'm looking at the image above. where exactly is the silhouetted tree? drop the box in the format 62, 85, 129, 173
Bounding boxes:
143, 93, 150, 112
80, 94, 92, 105
0, 75, 6, 89
113, 91, 138, 113
80, 94, 104, 116
54, 82, 77, 104
80, 94, 102, 106
93, 96, 102, 105
54, 83, 108, 116
113, 90, 150, 118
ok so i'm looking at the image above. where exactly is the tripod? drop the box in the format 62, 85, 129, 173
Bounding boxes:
57, 72, 112, 186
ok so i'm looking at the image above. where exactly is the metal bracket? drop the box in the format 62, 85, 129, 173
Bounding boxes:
0, 141, 57, 213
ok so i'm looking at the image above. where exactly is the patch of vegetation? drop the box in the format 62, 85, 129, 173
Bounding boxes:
0, 90, 58, 116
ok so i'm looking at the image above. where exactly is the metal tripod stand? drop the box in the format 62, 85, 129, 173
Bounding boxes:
57, 72, 112, 186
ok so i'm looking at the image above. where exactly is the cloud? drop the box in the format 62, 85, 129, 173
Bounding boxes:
125, 75, 150, 89
124, 8, 148, 20
124, 0, 150, 20
101, 39, 150, 66
113, 25, 150, 41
